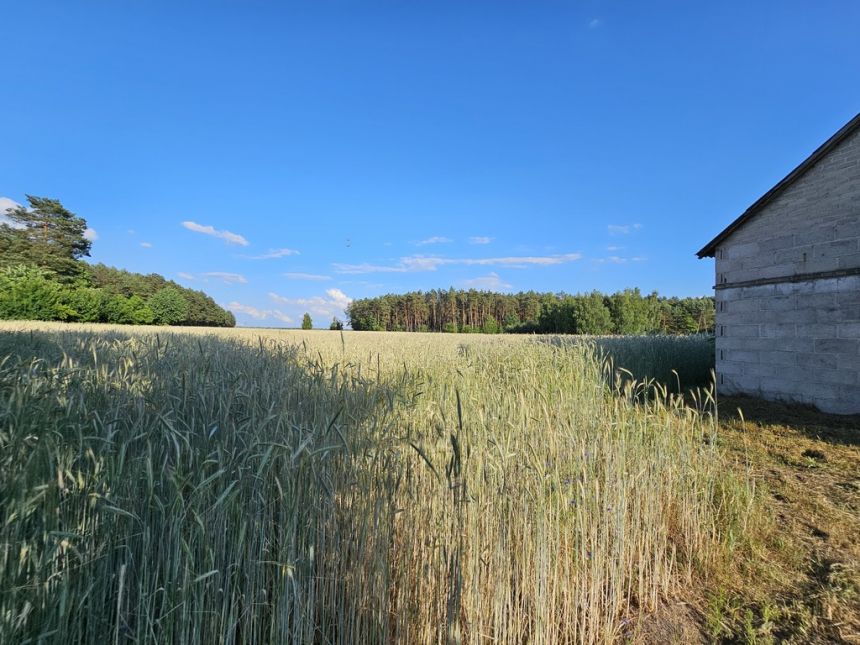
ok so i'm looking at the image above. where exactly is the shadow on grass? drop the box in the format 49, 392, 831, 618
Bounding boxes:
719, 395, 860, 447
0, 327, 415, 644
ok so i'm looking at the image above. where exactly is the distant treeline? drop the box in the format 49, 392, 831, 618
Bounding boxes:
347, 289, 714, 335
0, 196, 235, 327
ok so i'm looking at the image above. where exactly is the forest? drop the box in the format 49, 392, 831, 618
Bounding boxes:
347, 288, 714, 335
0, 196, 235, 326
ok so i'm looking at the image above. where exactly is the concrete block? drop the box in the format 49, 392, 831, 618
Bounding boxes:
796, 323, 837, 338
816, 369, 857, 385
728, 241, 760, 259
716, 360, 745, 376
815, 338, 859, 354
744, 363, 778, 377
760, 323, 796, 338
728, 298, 761, 312
836, 220, 860, 238
797, 352, 838, 369
759, 296, 795, 311
813, 239, 858, 258
726, 349, 759, 363
819, 304, 860, 323
726, 324, 760, 338
757, 337, 815, 352
776, 308, 818, 324
837, 275, 860, 293
759, 234, 796, 252
838, 322, 860, 338
758, 350, 797, 366
838, 253, 860, 269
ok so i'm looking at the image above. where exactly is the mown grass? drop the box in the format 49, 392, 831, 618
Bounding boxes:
0, 323, 749, 644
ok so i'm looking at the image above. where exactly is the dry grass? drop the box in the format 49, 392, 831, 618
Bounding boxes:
691, 397, 860, 644
1, 322, 753, 643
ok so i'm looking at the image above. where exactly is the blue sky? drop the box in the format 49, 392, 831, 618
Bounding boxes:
2, 1, 859, 327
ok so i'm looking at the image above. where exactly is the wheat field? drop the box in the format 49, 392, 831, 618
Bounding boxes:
0, 323, 753, 644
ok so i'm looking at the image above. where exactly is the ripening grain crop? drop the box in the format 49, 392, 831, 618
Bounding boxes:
0, 323, 752, 644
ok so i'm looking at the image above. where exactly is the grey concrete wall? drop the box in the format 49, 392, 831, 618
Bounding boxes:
715, 277, 860, 414
714, 124, 860, 414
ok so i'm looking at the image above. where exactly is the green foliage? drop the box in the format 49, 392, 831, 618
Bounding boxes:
482, 315, 500, 334
103, 294, 155, 325
329, 317, 344, 331
605, 288, 660, 334
0, 195, 91, 280
148, 287, 189, 325
302, 313, 313, 330
0, 265, 75, 321
65, 286, 106, 322
0, 194, 234, 327
348, 288, 714, 335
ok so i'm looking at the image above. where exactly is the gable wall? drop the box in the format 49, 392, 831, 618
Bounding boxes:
713, 126, 860, 414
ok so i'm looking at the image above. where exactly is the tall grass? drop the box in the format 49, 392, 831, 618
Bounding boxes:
0, 323, 750, 643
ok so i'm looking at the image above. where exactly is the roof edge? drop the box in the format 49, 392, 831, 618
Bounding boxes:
697, 112, 860, 259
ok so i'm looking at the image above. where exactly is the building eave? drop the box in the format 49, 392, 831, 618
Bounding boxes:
697, 112, 860, 259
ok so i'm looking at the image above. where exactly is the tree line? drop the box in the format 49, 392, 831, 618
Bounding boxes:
346, 288, 714, 335
0, 196, 235, 326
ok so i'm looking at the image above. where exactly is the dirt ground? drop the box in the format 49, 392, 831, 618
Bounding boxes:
639, 395, 860, 644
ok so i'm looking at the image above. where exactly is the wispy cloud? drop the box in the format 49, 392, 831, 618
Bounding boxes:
181, 220, 250, 246
461, 272, 512, 290
415, 236, 453, 246
227, 302, 293, 324
606, 245, 624, 251
201, 271, 248, 284
595, 256, 647, 265
284, 272, 331, 281
333, 253, 582, 274
244, 248, 300, 260
177, 272, 196, 281
608, 224, 642, 236
268, 288, 353, 317
84, 227, 99, 242
469, 236, 493, 245
588, 18, 602, 29
140, 242, 153, 248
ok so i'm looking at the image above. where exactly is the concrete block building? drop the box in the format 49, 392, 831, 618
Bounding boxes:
698, 113, 860, 414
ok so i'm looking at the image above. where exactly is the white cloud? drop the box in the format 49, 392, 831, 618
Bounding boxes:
181, 220, 250, 246
177, 272, 196, 281
326, 288, 352, 310
201, 272, 248, 284
606, 245, 624, 251
608, 223, 642, 236
469, 236, 493, 245
588, 18, 602, 29
140, 242, 153, 248
227, 301, 293, 324
595, 256, 647, 265
461, 272, 512, 290
244, 248, 300, 260
268, 288, 353, 317
0, 197, 20, 214
415, 236, 453, 246
284, 272, 331, 281
84, 227, 99, 242
333, 253, 582, 274
0, 197, 25, 229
